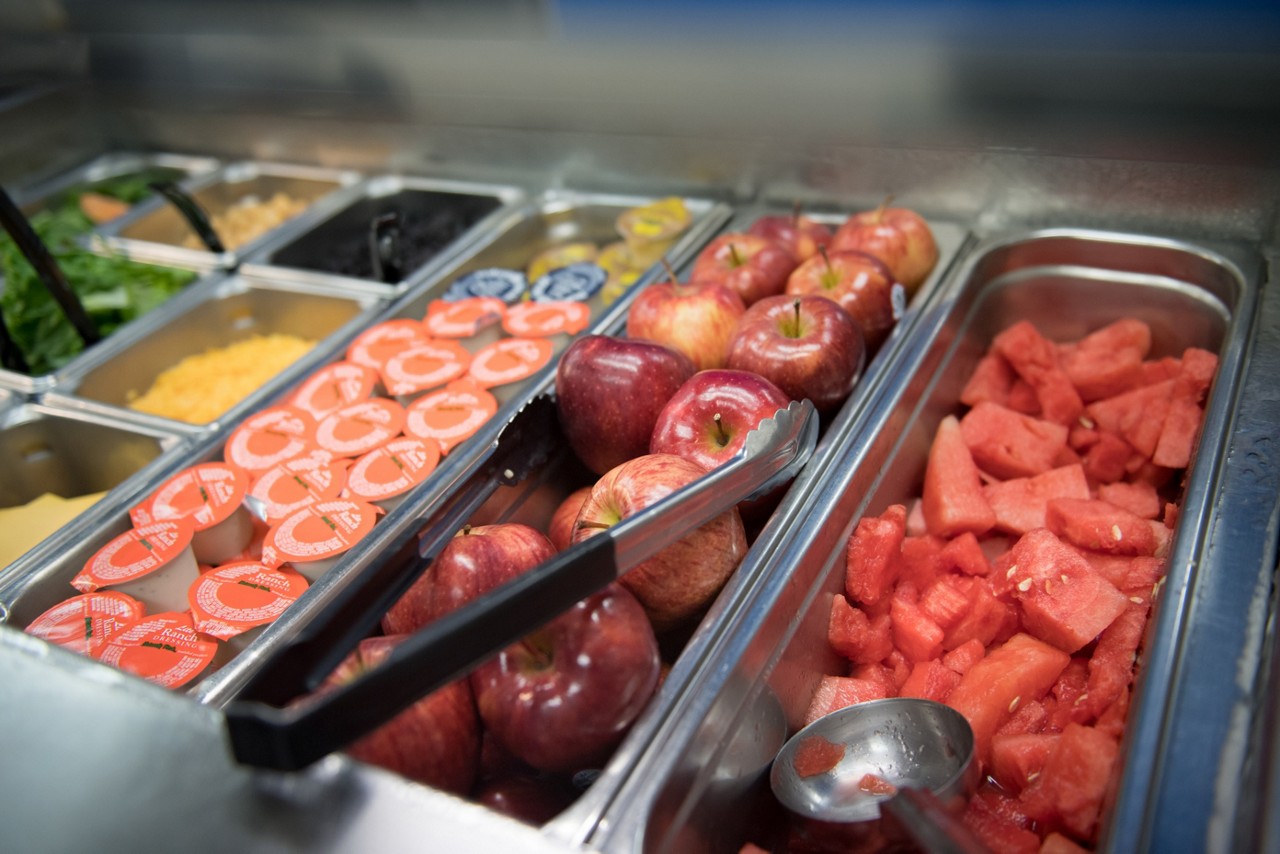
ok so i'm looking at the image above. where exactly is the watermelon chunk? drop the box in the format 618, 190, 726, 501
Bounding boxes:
890, 589, 945, 663
1019, 723, 1119, 841
804, 675, 891, 726
919, 574, 973, 632
992, 321, 1084, 426
963, 786, 1042, 854
961, 402, 1070, 479
1095, 481, 1161, 519
990, 731, 1061, 792
1085, 598, 1149, 719
1007, 379, 1043, 415
940, 530, 992, 576
896, 534, 947, 589
1059, 318, 1151, 402
844, 504, 906, 607
1141, 355, 1182, 385
900, 659, 962, 703
1045, 497, 1158, 556
985, 464, 1092, 536
923, 415, 997, 538
1045, 658, 1090, 730
828, 593, 894, 665
997, 699, 1050, 737
1085, 379, 1174, 459
1082, 431, 1133, 484
961, 352, 1016, 407
946, 632, 1071, 766
1040, 831, 1092, 854
943, 638, 987, 674
1008, 529, 1130, 653
941, 576, 1014, 651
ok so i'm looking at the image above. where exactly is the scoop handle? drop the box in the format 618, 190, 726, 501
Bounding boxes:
883, 788, 989, 854
149, 180, 226, 253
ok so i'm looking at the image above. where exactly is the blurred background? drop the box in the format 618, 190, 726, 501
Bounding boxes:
1, 0, 1279, 238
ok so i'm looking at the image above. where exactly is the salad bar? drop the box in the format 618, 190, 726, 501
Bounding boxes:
0, 89, 1278, 854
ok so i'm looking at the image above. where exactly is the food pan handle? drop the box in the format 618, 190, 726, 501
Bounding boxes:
224, 399, 817, 772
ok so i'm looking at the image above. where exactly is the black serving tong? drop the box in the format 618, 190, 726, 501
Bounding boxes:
368, 211, 405, 283
224, 398, 818, 773
0, 186, 102, 356
148, 180, 226, 254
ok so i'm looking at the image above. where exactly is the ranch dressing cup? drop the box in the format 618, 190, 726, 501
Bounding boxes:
529, 263, 607, 303
468, 337, 554, 390
314, 397, 406, 459
424, 296, 506, 350
261, 498, 381, 582
130, 462, 254, 566
188, 561, 309, 659
24, 591, 146, 658
345, 318, 430, 373
248, 449, 350, 523
95, 611, 218, 690
72, 518, 199, 615
378, 339, 472, 404
223, 405, 318, 476
501, 301, 592, 344
288, 360, 380, 420
344, 437, 440, 512
404, 378, 498, 455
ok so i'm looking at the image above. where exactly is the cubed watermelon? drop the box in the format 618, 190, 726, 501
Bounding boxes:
828, 593, 894, 665
990, 731, 1062, 792
849, 661, 899, 695
985, 464, 1092, 536
1040, 831, 1092, 854
963, 786, 1042, 854
1085, 379, 1174, 459
997, 699, 1050, 737
961, 402, 1070, 479
1141, 355, 1182, 385
804, 675, 891, 726
900, 659, 962, 703
946, 632, 1072, 765
1082, 431, 1133, 484
1007, 380, 1043, 416
943, 638, 987, 674
1018, 723, 1119, 841
924, 415, 997, 538
1085, 598, 1149, 719
1095, 481, 1161, 519
890, 589, 945, 663
941, 530, 993, 576
1152, 396, 1202, 469
1060, 318, 1151, 402
961, 352, 1017, 408
1095, 685, 1131, 739
1045, 497, 1158, 556
896, 534, 948, 589
920, 574, 973, 631
992, 321, 1084, 426
942, 577, 1015, 651
845, 504, 907, 607
1046, 658, 1090, 730
1008, 529, 1130, 653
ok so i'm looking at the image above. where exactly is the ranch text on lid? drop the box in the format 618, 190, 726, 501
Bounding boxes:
73, 518, 196, 591
289, 361, 380, 420
95, 611, 217, 689
223, 405, 318, 474
403, 379, 499, 454
346, 319, 429, 371
261, 498, 381, 566
130, 462, 249, 530
24, 592, 146, 657
188, 562, 309, 640
345, 437, 441, 502
424, 297, 506, 339
502, 301, 592, 338
314, 397, 406, 458
468, 337, 554, 388
377, 339, 472, 397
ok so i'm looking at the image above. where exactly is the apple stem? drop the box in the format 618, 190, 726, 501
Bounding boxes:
728, 242, 742, 268
461, 524, 472, 536
660, 257, 679, 286
714, 412, 729, 447
819, 244, 833, 274
875, 194, 894, 219
793, 298, 802, 326
791, 199, 802, 226
576, 520, 612, 532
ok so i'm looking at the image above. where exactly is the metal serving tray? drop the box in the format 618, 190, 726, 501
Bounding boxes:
9, 150, 222, 225
0, 398, 192, 587
586, 229, 1262, 853
241, 174, 527, 296
90, 161, 363, 271
41, 272, 389, 432
0, 188, 730, 709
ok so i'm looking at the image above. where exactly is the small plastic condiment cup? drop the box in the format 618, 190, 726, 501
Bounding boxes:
529, 262, 607, 303
248, 448, 350, 523
288, 360, 380, 420
130, 462, 254, 566
344, 436, 440, 512
377, 339, 472, 403
94, 611, 219, 690
24, 591, 146, 658
468, 337, 554, 389
261, 498, 382, 582
502, 300, 592, 339
313, 397, 406, 459
525, 241, 598, 282
403, 378, 499, 455
72, 518, 200, 615
423, 296, 506, 339
345, 318, 430, 372
188, 561, 309, 660
223, 405, 318, 476
442, 268, 527, 304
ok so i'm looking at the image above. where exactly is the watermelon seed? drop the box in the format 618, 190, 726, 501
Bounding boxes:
1074, 692, 1089, 706
1027, 771, 1040, 782
1006, 564, 1018, 579
1045, 579, 1053, 594
1079, 415, 1096, 429
1016, 578, 1032, 592
1008, 696, 1021, 713
1060, 574, 1070, 584
1130, 595, 1145, 604
1111, 524, 1123, 541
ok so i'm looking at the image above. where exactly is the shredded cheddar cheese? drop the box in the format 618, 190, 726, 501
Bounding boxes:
127, 333, 315, 424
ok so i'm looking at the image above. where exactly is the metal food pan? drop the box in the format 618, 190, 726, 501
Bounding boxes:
0, 398, 192, 588
586, 229, 1259, 854
9, 151, 222, 225
43, 272, 388, 431
240, 174, 527, 296
90, 161, 363, 272
0, 189, 731, 708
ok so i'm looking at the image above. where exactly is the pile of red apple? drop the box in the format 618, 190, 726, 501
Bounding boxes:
317, 201, 940, 825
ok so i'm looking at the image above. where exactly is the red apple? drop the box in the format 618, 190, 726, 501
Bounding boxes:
475, 772, 579, 826
649, 369, 792, 473
748, 210, 833, 262
727, 295, 865, 415
689, 232, 797, 305
626, 278, 746, 371
548, 485, 594, 551
572, 453, 747, 629
829, 198, 939, 296
556, 334, 696, 476
785, 248, 903, 352
324, 634, 481, 795
469, 582, 660, 772
381, 523, 556, 635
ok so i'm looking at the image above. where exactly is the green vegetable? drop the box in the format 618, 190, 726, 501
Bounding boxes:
44, 166, 187, 215
0, 204, 196, 376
